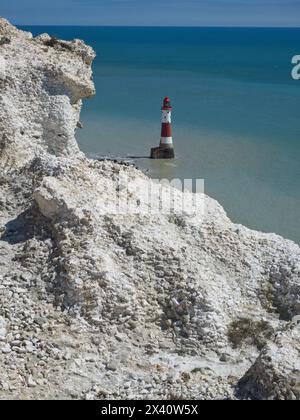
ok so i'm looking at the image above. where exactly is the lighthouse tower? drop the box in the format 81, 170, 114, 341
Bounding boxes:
150, 97, 175, 159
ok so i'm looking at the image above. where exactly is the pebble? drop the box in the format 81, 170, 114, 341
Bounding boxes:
27, 376, 37, 388
106, 361, 118, 371
1, 344, 11, 354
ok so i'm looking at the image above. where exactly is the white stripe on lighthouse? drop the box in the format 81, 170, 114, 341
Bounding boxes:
160, 136, 173, 145
161, 110, 172, 123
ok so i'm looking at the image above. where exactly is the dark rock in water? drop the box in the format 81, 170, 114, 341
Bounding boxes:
96, 157, 138, 169
150, 146, 175, 159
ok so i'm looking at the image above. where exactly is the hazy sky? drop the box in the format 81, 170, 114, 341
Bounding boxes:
1, 0, 300, 27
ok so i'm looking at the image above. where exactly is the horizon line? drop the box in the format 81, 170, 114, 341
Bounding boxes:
17, 24, 300, 29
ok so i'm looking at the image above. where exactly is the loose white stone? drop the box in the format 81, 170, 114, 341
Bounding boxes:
27, 376, 37, 388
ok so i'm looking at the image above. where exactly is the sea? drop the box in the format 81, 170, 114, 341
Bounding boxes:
20, 26, 300, 244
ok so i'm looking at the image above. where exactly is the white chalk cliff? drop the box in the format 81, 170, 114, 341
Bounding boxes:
0, 19, 299, 400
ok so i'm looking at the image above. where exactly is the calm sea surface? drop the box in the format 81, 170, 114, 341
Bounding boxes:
21, 26, 300, 244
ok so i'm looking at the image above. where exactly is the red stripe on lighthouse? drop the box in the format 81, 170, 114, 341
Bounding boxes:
161, 123, 172, 137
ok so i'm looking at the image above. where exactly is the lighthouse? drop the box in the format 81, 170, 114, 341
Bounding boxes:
150, 97, 175, 159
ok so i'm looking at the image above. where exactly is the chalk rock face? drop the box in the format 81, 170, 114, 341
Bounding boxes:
0, 20, 299, 400
0, 18, 95, 169
238, 327, 300, 400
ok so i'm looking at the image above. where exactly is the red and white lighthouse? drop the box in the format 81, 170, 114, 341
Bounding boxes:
150, 97, 175, 159
160, 96, 173, 147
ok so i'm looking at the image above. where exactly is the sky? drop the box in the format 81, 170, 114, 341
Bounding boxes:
1, 0, 300, 27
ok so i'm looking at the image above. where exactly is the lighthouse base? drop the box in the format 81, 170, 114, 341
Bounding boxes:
150, 146, 175, 159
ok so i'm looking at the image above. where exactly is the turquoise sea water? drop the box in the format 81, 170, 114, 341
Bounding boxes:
21, 26, 300, 244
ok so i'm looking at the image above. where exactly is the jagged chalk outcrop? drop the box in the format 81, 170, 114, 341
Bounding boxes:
0, 18, 95, 169
0, 19, 299, 400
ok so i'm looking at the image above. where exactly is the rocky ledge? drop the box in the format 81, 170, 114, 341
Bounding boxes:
0, 18, 299, 400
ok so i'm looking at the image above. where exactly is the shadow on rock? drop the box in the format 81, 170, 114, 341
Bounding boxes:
1, 206, 42, 245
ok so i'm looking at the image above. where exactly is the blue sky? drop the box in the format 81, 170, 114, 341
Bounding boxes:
1, 0, 300, 26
